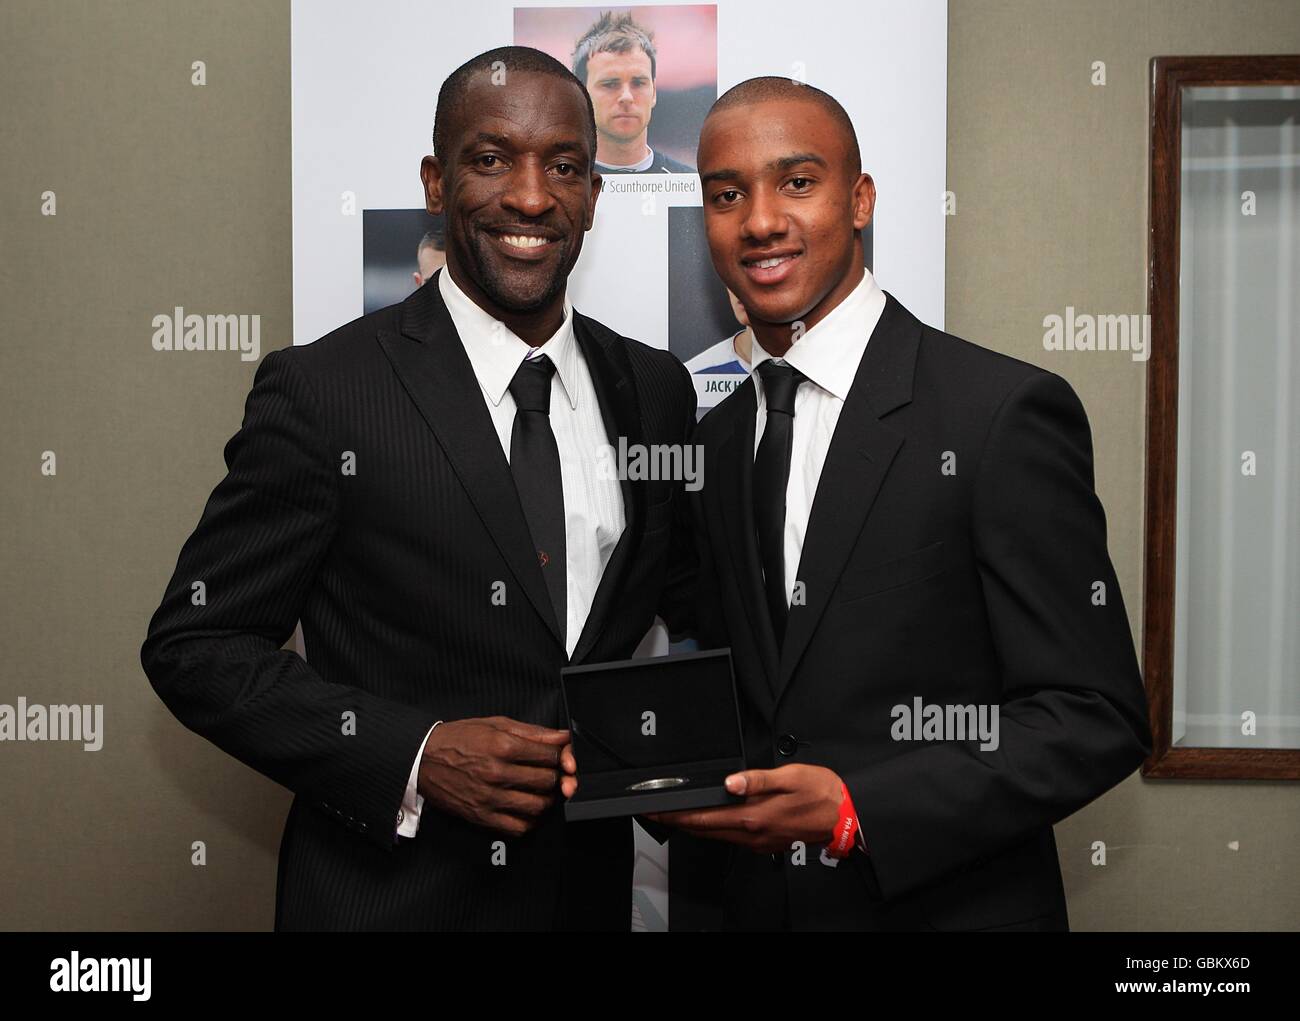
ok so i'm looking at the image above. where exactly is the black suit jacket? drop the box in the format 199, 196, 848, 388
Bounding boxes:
671, 292, 1152, 931
141, 271, 696, 930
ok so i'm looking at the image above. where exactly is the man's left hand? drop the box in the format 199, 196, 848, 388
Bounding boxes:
645, 764, 845, 854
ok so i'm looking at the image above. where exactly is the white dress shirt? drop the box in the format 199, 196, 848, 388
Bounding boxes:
748, 268, 887, 607
395, 267, 626, 839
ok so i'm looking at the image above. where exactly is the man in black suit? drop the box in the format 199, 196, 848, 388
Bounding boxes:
140, 46, 695, 931
651, 78, 1152, 931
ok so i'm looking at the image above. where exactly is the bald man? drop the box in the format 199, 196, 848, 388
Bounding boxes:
648, 78, 1151, 931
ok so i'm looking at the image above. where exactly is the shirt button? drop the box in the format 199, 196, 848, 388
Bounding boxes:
396, 809, 405, 824
776, 734, 798, 757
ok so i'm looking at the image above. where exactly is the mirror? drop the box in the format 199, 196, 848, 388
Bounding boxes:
1144, 56, 1300, 779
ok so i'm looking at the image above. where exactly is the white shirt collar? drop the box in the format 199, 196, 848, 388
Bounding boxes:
437, 267, 579, 410
748, 268, 886, 403
596, 144, 655, 172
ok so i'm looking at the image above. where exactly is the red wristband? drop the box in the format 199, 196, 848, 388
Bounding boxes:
824, 782, 860, 858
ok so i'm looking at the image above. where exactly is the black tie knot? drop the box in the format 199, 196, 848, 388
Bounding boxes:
509, 354, 555, 413
757, 360, 806, 416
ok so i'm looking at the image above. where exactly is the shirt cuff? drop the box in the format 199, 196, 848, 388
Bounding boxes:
396, 721, 440, 839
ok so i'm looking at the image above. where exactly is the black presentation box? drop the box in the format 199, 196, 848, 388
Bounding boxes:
561, 648, 747, 821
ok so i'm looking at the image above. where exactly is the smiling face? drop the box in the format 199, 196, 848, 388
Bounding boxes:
585, 49, 656, 147
697, 97, 874, 352
420, 69, 600, 322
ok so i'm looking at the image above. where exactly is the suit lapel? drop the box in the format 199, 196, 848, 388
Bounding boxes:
376, 272, 563, 648
776, 293, 921, 700
569, 311, 646, 664
714, 381, 782, 705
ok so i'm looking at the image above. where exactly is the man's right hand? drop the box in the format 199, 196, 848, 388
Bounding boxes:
416, 716, 570, 837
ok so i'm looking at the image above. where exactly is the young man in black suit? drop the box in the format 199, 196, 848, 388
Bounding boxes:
649, 78, 1152, 931
140, 46, 695, 931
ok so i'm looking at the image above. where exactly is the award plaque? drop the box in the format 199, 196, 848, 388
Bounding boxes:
560, 648, 746, 821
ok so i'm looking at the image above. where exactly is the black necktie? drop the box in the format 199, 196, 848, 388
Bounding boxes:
753, 360, 806, 647
508, 354, 566, 643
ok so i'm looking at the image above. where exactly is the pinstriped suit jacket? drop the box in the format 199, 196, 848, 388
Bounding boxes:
141, 272, 697, 930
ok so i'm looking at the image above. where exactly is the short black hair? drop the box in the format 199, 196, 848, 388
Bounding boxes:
432, 46, 597, 168
706, 77, 861, 179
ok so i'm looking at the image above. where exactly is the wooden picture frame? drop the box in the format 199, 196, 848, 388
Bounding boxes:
1143, 54, 1300, 779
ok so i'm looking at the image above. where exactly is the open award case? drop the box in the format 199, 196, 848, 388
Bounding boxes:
560, 648, 747, 821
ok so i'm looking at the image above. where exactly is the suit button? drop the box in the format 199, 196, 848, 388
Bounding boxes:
776, 734, 798, 757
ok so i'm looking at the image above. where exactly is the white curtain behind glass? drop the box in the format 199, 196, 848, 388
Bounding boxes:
1174, 85, 1300, 748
